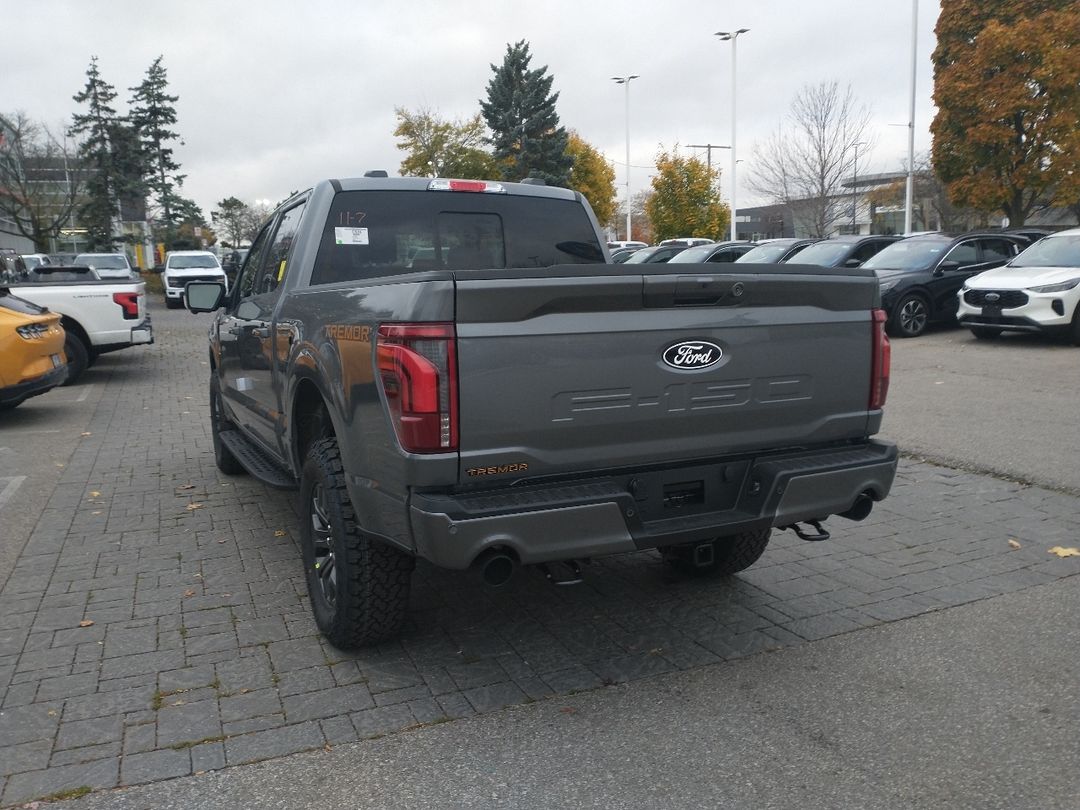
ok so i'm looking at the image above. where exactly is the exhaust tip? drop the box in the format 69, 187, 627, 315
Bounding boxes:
475, 550, 517, 587
839, 493, 875, 522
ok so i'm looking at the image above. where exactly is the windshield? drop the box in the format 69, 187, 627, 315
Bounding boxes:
735, 243, 792, 263
623, 247, 675, 264
667, 244, 718, 263
1008, 235, 1080, 268
169, 255, 220, 269
75, 254, 127, 269
861, 240, 948, 272
792, 242, 851, 266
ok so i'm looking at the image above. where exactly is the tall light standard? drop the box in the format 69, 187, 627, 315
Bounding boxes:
904, 0, 918, 234
611, 75, 639, 241
716, 28, 748, 241
851, 141, 866, 232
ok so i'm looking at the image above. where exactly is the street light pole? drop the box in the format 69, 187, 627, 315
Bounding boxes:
904, 0, 918, 235
852, 141, 866, 232
716, 28, 748, 242
611, 75, 639, 241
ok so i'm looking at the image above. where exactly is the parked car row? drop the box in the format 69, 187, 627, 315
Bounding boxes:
607, 229, 1077, 344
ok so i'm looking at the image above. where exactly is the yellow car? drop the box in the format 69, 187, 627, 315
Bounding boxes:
0, 288, 67, 411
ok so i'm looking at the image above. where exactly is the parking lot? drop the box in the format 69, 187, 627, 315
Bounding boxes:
1, 305, 1079, 806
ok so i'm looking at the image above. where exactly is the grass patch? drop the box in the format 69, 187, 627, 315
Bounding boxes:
168, 734, 226, 750
41, 785, 93, 801
151, 690, 165, 711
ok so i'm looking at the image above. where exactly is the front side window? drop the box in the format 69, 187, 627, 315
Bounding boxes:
253, 203, 306, 295
980, 239, 1016, 264
236, 222, 274, 300
944, 242, 979, 266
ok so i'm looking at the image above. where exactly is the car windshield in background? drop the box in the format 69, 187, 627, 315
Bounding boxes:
75, 254, 127, 269
667, 244, 717, 263
861, 240, 947, 272
792, 242, 850, 266
1009, 235, 1080, 268
170, 256, 220, 269
736, 243, 790, 263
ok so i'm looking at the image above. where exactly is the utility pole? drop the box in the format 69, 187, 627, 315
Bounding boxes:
686, 143, 731, 176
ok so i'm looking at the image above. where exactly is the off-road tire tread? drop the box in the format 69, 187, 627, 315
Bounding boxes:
302, 437, 413, 649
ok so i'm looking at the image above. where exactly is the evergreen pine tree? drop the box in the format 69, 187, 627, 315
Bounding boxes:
480, 41, 572, 186
130, 56, 185, 243
70, 56, 120, 249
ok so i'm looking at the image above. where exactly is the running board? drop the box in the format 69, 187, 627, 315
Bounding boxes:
218, 429, 297, 489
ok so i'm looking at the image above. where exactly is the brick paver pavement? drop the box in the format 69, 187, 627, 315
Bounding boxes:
2, 304, 1079, 805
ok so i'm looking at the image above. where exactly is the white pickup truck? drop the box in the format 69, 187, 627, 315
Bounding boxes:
10, 265, 153, 384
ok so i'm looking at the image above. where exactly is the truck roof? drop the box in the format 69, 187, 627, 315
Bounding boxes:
322, 176, 581, 203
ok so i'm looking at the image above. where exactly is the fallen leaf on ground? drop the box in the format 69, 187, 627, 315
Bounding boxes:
186, 503, 204, 511
559, 707, 577, 714
91, 511, 102, 516
177, 484, 196, 491
1007, 539, 1022, 550
1048, 546, 1080, 558
89, 491, 101, 498
78, 620, 95, 627
183, 589, 196, 597
274, 530, 287, 537
217, 539, 228, 544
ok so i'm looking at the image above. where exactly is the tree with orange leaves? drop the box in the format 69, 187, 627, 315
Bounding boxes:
931, 1, 1080, 226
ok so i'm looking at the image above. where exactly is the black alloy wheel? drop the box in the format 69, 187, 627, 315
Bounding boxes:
890, 293, 930, 338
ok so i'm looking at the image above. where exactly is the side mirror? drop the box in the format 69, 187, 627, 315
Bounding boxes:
151, 265, 164, 274
185, 281, 226, 313
844, 258, 862, 268
934, 260, 959, 276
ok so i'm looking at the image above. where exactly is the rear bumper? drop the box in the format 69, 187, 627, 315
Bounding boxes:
409, 440, 899, 570
0, 364, 67, 406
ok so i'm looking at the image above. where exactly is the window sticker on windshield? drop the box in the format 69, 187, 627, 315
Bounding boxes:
335, 227, 369, 245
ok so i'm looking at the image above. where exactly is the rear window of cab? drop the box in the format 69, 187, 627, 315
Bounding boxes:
311, 191, 603, 285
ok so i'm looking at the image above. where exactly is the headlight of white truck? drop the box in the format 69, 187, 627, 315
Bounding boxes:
1028, 278, 1080, 293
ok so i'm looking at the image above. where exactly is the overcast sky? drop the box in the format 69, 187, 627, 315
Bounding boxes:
7, 0, 941, 219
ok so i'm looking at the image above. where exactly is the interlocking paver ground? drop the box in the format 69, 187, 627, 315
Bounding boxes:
1, 303, 1079, 806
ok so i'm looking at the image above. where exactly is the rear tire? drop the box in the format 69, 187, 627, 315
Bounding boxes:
665, 529, 772, 577
210, 375, 245, 475
300, 437, 414, 649
1069, 304, 1080, 346
0, 399, 23, 411
61, 333, 89, 386
970, 326, 1002, 340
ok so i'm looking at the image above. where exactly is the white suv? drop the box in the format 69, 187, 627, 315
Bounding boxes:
163, 251, 228, 309
958, 228, 1080, 344
74, 253, 137, 280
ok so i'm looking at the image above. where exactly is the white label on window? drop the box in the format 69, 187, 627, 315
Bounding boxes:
335, 227, 369, 245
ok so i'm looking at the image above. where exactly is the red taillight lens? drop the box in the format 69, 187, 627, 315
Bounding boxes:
376, 323, 458, 453
870, 309, 891, 410
112, 291, 140, 320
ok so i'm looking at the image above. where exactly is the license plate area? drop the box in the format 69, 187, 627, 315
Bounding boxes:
981, 306, 1002, 317
51, 354, 62, 368
627, 460, 749, 522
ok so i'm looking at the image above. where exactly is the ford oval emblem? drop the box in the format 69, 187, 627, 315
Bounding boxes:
984, 292, 1001, 303
662, 340, 724, 370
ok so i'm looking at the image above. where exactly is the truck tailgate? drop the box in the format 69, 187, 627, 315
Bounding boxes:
454, 264, 880, 481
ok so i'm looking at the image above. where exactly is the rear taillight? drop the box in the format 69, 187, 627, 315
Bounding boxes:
112, 291, 140, 320
376, 323, 458, 453
870, 309, 891, 410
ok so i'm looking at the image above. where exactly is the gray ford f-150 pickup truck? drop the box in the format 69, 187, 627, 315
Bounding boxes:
184, 175, 897, 648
